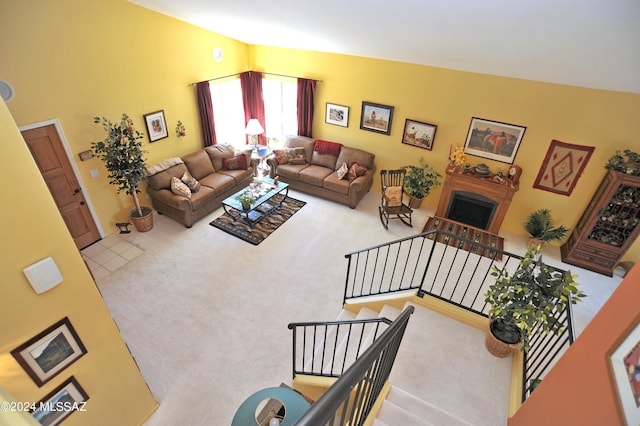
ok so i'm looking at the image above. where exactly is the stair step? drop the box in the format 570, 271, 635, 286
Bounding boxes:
377, 400, 434, 426
322, 307, 385, 374
379, 304, 402, 320
356, 306, 380, 319
387, 385, 473, 426
303, 309, 357, 372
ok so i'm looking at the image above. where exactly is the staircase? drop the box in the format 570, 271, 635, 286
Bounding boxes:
375, 385, 471, 426
293, 230, 575, 425
299, 301, 510, 425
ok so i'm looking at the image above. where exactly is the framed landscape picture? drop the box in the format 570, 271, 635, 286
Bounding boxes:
608, 318, 640, 426
31, 376, 89, 426
11, 317, 87, 386
143, 110, 168, 142
325, 102, 350, 127
402, 119, 437, 150
463, 117, 526, 164
360, 101, 394, 135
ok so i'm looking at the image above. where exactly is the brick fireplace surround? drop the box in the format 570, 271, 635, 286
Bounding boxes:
435, 166, 520, 235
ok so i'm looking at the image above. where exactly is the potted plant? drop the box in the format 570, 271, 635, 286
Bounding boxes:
235, 191, 257, 211
402, 158, 442, 208
524, 208, 569, 246
484, 245, 585, 357
92, 114, 153, 232
605, 149, 640, 175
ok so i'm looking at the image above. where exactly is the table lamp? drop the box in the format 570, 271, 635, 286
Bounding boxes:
245, 118, 264, 148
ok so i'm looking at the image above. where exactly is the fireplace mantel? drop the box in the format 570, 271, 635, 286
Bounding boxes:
435, 166, 519, 234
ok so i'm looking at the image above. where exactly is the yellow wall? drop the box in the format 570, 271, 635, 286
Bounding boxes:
1, 0, 249, 230
251, 47, 640, 261
0, 1, 638, 423
0, 100, 157, 424
1, 2, 639, 261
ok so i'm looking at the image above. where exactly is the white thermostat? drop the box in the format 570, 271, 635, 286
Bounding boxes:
23, 257, 63, 294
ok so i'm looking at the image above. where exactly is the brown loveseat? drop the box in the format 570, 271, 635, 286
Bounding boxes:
266, 136, 376, 208
146, 145, 253, 227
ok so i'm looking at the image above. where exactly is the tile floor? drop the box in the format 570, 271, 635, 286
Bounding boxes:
81, 233, 144, 280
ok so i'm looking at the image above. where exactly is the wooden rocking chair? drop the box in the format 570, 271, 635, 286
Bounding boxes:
378, 169, 413, 229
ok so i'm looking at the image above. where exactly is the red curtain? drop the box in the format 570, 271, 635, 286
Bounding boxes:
196, 81, 217, 146
297, 78, 316, 137
239, 71, 266, 146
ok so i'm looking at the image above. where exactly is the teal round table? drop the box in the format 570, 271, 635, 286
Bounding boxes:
231, 386, 310, 426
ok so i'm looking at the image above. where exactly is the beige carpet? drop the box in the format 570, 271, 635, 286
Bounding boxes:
92, 189, 622, 425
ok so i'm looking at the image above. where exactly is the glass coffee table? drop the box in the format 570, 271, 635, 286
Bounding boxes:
222, 177, 289, 227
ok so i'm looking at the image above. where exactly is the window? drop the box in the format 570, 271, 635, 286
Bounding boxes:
210, 79, 245, 148
209, 77, 297, 150
263, 78, 297, 149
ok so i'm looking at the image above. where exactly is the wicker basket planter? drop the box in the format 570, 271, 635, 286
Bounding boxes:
130, 207, 153, 232
485, 318, 522, 358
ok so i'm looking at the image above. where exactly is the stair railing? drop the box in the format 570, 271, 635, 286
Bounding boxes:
343, 230, 576, 403
293, 306, 414, 426
288, 317, 392, 378
344, 230, 522, 317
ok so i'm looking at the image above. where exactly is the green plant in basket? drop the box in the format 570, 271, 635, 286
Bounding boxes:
402, 158, 442, 200
92, 113, 153, 231
485, 245, 585, 353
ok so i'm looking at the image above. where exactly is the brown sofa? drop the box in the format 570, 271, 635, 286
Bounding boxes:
146, 145, 254, 227
266, 136, 376, 208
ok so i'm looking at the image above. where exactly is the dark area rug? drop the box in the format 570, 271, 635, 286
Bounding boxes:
210, 195, 306, 245
422, 216, 504, 259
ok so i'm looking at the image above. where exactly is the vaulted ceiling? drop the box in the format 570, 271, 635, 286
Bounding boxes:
130, 0, 640, 94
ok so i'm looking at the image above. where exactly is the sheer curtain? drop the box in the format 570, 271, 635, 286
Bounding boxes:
297, 78, 316, 137
196, 81, 217, 146
240, 71, 267, 146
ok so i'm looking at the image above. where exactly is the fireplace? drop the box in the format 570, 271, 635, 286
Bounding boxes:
434, 166, 519, 234
446, 191, 497, 230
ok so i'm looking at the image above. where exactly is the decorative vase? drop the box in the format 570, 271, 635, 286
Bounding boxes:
242, 202, 251, 211
129, 206, 153, 232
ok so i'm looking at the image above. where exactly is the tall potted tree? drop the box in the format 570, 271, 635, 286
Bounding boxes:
92, 113, 153, 232
484, 245, 585, 357
402, 158, 442, 208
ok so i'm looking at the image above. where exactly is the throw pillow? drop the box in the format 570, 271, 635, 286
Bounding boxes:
273, 149, 290, 165
384, 186, 403, 207
171, 176, 191, 198
337, 162, 349, 180
181, 171, 201, 193
288, 154, 307, 165
347, 163, 368, 182
223, 154, 248, 170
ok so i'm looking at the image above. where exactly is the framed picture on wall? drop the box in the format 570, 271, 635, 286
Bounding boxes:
143, 110, 168, 142
30, 376, 89, 425
11, 317, 87, 386
463, 117, 526, 164
402, 119, 437, 150
360, 101, 394, 135
325, 102, 350, 127
608, 317, 640, 426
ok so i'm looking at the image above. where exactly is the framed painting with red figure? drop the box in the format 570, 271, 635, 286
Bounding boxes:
463, 117, 526, 164
360, 101, 394, 135
533, 140, 595, 196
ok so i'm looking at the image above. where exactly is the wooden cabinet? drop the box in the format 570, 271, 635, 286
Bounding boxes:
561, 170, 640, 276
